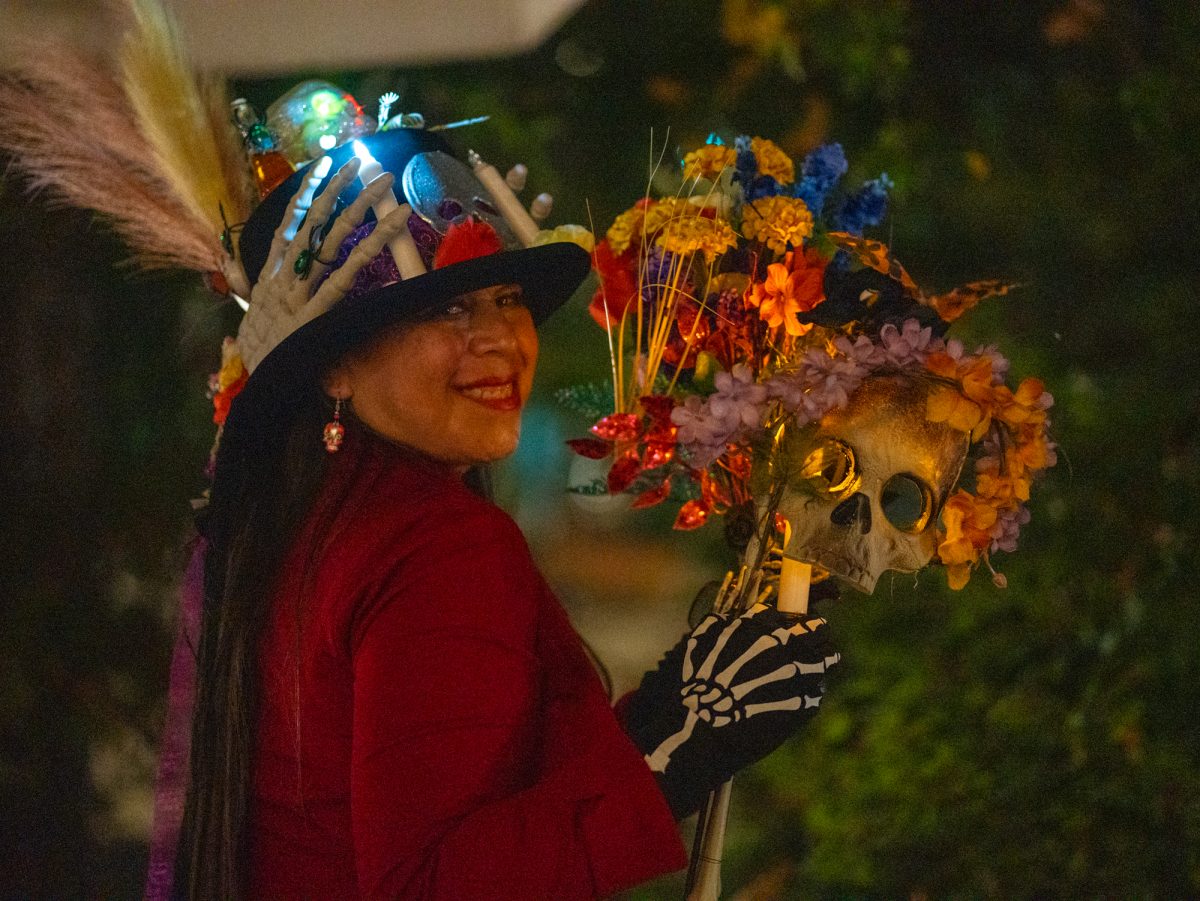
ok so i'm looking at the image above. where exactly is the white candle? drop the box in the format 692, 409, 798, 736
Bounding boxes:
778, 557, 812, 615
351, 141, 426, 279
468, 149, 540, 247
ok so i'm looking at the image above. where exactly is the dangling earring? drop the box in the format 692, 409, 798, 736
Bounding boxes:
323, 397, 346, 453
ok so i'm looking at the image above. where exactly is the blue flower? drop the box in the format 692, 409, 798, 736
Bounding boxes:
792, 143, 848, 215
745, 175, 784, 200
833, 173, 894, 236
732, 135, 757, 187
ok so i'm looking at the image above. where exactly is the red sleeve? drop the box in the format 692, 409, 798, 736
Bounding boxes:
347, 498, 686, 899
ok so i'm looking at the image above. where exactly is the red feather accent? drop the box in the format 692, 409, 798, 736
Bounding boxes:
433, 217, 503, 269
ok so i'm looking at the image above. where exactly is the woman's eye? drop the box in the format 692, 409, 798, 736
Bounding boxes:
497, 292, 524, 308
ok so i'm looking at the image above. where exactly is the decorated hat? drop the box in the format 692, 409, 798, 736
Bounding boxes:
218, 123, 592, 452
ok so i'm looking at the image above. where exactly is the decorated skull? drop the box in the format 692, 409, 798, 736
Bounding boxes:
771, 373, 969, 593
402, 150, 520, 246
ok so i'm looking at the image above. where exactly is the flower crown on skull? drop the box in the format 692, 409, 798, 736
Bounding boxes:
565, 135, 1056, 590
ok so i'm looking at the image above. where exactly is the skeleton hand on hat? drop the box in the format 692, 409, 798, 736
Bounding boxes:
235, 156, 416, 374
623, 602, 839, 819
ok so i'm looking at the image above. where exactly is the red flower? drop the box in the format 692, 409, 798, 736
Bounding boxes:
433, 217, 503, 269
589, 239, 639, 328
673, 499, 711, 530
212, 370, 247, 426
565, 438, 611, 459
661, 299, 712, 372
607, 449, 642, 493
632, 479, 672, 509
591, 412, 643, 442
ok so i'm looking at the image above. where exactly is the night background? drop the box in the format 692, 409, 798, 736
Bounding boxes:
2, 0, 1198, 896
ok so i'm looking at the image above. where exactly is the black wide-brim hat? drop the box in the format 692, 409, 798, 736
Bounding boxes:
220, 128, 592, 468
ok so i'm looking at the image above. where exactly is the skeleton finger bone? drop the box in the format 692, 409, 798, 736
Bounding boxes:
785, 616, 827, 638
304, 172, 398, 287
693, 617, 747, 682
715, 632, 788, 686
645, 711, 699, 773
279, 157, 363, 288
731, 663, 800, 701
744, 697, 810, 718
304, 206, 412, 324
266, 155, 333, 278
681, 615, 725, 682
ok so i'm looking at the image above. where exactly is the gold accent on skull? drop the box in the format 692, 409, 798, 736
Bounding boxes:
770, 373, 970, 594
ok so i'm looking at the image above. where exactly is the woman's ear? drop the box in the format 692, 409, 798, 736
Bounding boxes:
322, 363, 353, 401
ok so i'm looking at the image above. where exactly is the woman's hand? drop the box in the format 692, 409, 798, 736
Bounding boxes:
235, 155, 415, 374
623, 604, 840, 818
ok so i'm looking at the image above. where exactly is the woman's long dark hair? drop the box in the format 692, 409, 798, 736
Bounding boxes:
179, 383, 333, 899
177, 377, 496, 898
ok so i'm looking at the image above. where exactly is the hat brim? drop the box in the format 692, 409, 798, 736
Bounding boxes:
221, 240, 591, 456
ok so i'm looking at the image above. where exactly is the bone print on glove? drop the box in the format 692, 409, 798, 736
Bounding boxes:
623, 604, 840, 818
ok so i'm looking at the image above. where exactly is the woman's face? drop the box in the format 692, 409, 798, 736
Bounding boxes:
327, 283, 538, 469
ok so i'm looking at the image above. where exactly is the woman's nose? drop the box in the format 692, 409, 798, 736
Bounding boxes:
466, 300, 519, 353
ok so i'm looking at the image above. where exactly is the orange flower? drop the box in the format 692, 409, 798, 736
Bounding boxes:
924, 351, 998, 440
937, 490, 999, 588
746, 249, 826, 337
747, 262, 807, 336
995, 377, 1048, 429
975, 458, 1031, 505
926, 385, 987, 438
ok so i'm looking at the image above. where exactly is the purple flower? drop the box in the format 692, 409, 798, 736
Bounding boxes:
709, 364, 769, 432
641, 246, 676, 308
792, 143, 848, 215
990, 504, 1031, 553
671, 364, 768, 465
765, 343, 873, 424
834, 174, 893, 236
878, 318, 944, 367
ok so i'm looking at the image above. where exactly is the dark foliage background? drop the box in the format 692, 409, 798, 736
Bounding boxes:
2, 0, 1197, 896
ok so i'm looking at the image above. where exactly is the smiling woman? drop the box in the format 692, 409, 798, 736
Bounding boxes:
169, 123, 839, 899
174, 132, 698, 899
324, 283, 539, 469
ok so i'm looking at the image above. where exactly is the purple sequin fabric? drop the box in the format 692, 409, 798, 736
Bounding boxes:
312, 213, 445, 303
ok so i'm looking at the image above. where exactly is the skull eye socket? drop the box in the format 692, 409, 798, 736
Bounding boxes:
472, 196, 500, 217
798, 439, 859, 495
881, 474, 933, 532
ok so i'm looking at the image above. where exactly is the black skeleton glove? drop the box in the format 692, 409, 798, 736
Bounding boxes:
623, 604, 840, 819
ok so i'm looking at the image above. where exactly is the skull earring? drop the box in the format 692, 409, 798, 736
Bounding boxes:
323, 398, 346, 453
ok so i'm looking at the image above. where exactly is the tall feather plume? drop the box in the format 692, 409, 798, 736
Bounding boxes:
116, 0, 250, 235
0, 2, 252, 290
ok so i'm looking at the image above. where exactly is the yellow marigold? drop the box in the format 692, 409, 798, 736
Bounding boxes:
683, 144, 737, 181
751, 136, 795, 184
606, 205, 646, 255
532, 224, 596, 253
217, 339, 246, 391
741, 195, 813, 255
655, 215, 738, 262
642, 197, 702, 237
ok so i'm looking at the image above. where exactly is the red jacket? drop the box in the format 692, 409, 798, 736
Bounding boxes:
249, 430, 687, 898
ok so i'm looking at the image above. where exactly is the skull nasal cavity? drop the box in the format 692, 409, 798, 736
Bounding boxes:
831, 493, 872, 532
